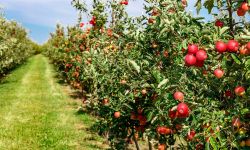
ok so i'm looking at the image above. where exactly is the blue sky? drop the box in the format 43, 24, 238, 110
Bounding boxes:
0, 0, 209, 44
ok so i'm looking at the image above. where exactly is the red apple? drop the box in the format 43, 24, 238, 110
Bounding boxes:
237, 8, 246, 16
196, 50, 207, 61
246, 42, 250, 51
240, 47, 250, 55
102, 98, 109, 105
188, 44, 199, 54
148, 18, 155, 24
185, 54, 197, 66
158, 144, 166, 150
240, 2, 249, 11
195, 60, 204, 67
225, 90, 233, 98
215, 41, 227, 53
123, 0, 128, 5
141, 89, 147, 95
227, 40, 239, 52
114, 111, 121, 118
80, 22, 84, 27
177, 103, 189, 118
234, 86, 245, 96
168, 109, 176, 119
232, 117, 241, 127
214, 68, 224, 78
196, 143, 204, 150
157, 126, 172, 135
215, 20, 223, 27
174, 91, 184, 101
138, 115, 147, 125
187, 130, 196, 140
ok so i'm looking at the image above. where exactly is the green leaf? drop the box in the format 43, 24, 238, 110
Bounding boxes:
217, 0, 222, 8
231, 54, 241, 65
240, 35, 250, 40
157, 79, 169, 88
219, 27, 229, 36
195, 0, 202, 14
245, 58, 250, 66
205, 142, 210, 150
147, 111, 154, 122
210, 137, 218, 150
128, 59, 140, 73
204, 0, 214, 14
152, 70, 162, 83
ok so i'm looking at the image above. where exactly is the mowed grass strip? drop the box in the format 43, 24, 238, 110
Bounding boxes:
0, 55, 107, 150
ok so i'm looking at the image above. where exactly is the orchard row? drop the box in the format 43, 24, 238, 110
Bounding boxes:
0, 15, 37, 77
45, 0, 250, 149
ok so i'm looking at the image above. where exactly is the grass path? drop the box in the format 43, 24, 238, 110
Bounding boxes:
0, 55, 107, 150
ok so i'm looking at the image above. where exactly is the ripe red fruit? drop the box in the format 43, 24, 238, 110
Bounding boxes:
227, 40, 239, 52
79, 22, 84, 27
196, 50, 207, 61
107, 28, 113, 36
237, 8, 246, 16
141, 89, 147, 95
234, 86, 245, 96
246, 42, 250, 50
157, 126, 172, 135
181, 0, 187, 7
240, 47, 250, 55
114, 111, 121, 118
152, 8, 159, 16
215, 41, 227, 53
138, 115, 147, 125
225, 90, 233, 98
173, 91, 184, 102
187, 130, 196, 141
232, 117, 241, 127
163, 50, 168, 58
240, 2, 249, 11
196, 143, 204, 150
148, 18, 155, 24
89, 16, 96, 26
215, 20, 223, 27
185, 54, 197, 66
130, 112, 137, 120
102, 98, 109, 105
177, 103, 189, 118
120, 0, 128, 5
195, 60, 204, 67
158, 144, 166, 150
188, 44, 199, 54
214, 68, 224, 79
168, 109, 176, 119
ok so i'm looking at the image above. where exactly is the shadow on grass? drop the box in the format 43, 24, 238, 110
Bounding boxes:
49, 65, 110, 149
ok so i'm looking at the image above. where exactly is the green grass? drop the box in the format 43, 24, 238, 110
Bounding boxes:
0, 55, 107, 150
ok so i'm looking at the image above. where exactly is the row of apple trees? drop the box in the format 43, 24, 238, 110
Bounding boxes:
44, 0, 250, 149
0, 13, 36, 77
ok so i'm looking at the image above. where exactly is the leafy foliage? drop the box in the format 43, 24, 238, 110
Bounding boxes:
0, 15, 36, 76
45, 0, 250, 149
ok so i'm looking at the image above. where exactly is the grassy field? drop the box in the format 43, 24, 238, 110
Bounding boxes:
0, 55, 107, 150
